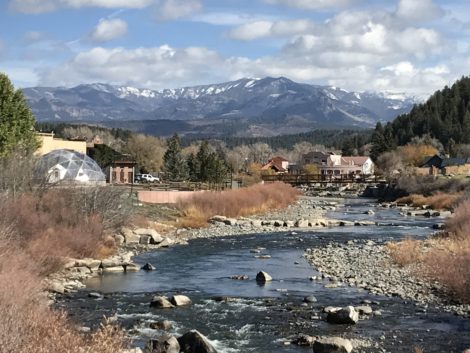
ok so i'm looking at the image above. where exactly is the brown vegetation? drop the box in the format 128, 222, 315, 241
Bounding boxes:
388, 198, 470, 303
176, 182, 300, 228
0, 186, 130, 352
396, 192, 462, 210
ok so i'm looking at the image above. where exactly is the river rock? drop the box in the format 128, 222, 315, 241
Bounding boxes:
88, 292, 102, 299
292, 334, 315, 346
125, 263, 140, 272
285, 220, 295, 227
304, 295, 318, 303
142, 263, 156, 271
251, 220, 262, 227
170, 295, 192, 306
102, 266, 125, 273
177, 330, 217, 353
144, 335, 180, 353
48, 281, 65, 294
326, 306, 359, 324
273, 220, 284, 227
355, 305, 373, 315
256, 271, 272, 283
211, 296, 236, 303
134, 228, 163, 244
159, 237, 175, 247
121, 227, 140, 244
209, 215, 227, 223
114, 234, 125, 245
150, 296, 174, 309
231, 275, 249, 280
223, 218, 237, 226
149, 320, 173, 330
312, 336, 353, 353
295, 219, 309, 228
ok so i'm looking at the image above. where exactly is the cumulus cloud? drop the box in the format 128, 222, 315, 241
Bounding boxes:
396, 0, 445, 23
39, 45, 227, 89
155, 0, 202, 21
264, 0, 350, 10
228, 19, 316, 41
9, 0, 152, 14
90, 19, 128, 42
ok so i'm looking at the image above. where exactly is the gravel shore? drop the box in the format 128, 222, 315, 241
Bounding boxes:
305, 239, 470, 317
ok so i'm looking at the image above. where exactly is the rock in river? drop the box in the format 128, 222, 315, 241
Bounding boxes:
178, 330, 217, 353
170, 295, 192, 306
256, 271, 273, 283
150, 296, 174, 309
149, 320, 173, 330
326, 306, 359, 325
142, 263, 156, 271
144, 335, 180, 353
313, 336, 353, 353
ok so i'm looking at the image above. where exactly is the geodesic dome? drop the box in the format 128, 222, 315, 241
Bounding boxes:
36, 149, 106, 185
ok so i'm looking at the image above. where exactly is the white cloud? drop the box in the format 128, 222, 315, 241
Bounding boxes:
191, 12, 279, 26
39, 45, 227, 89
9, 0, 152, 14
90, 19, 128, 42
264, 0, 350, 10
228, 19, 316, 40
23, 31, 48, 44
396, 0, 445, 22
155, 0, 202, 21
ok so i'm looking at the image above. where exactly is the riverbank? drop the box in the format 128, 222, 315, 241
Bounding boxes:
305, 239, 470, 317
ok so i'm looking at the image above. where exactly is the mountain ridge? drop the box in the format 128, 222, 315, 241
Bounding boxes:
24, 77, 417, 137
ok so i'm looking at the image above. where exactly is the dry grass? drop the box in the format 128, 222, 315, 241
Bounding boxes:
388, 198, 470, 303
396, 192, 461, 210
387, 238, 423, 267
176, 182, 300, 228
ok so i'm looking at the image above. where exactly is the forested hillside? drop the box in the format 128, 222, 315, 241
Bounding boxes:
371, 76, 470, 160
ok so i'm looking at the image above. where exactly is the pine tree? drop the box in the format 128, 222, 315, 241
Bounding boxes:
0, 73, 39, 157
163, 134, 187, 181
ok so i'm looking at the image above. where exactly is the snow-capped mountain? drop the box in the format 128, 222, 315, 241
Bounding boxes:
24, 77, 417, 136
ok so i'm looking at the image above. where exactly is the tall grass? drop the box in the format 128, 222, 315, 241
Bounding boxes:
177, 182, 300, 228
396, 192, 462, 210
388, 198, 470, 303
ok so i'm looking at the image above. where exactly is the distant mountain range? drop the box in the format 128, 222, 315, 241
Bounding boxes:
24, 77, 417, 137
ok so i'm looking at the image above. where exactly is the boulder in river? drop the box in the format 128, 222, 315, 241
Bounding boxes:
150, 296, 174, 309
295, 219, 309, 228
144, 335, 180, 353
134, 228, 163, 244
326, 306, 359, 325
355, 305, 373, 315
142, 263, 156, 271
178, 330, 218, 353
149, 320, 173, 330
291, 334, 315, 346
303, 295, 318, 303
256, 271, 273, 283
231, 275, 249, 280
170, 295, 192, 306
312, 336, 353, 353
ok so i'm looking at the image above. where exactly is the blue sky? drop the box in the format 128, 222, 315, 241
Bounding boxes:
0, 0, 469, 98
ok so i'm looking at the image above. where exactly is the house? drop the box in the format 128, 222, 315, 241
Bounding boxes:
261, 156, 290, 174
320, 156, 374, 176
301, 151, 333, 166
420, 155, 470, 176
35, 132, 87, 155
87, 144, 137, 184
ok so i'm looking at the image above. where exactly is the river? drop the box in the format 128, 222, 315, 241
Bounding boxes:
58, 199, 470, 353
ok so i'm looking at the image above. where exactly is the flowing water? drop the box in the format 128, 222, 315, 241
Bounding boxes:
59, 199, 470, 353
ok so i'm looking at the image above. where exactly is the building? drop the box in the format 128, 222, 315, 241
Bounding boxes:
261, 156, 290, 174
35, 149, 106, 185
87, 144, 136, 184
301, 151, 333, 166
420, 155, 470, 176
35, 132, 87, 156
320, 156, 375, 176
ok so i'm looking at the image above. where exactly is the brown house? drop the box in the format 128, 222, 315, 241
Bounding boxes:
261, 156, 290, 174
87, 144, 137, 184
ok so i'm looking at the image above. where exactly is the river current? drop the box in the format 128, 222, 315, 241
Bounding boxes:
59, 199, 470, 353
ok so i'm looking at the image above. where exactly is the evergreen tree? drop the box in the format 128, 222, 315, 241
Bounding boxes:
163, 134, 187, 181
0, 73, 39, 157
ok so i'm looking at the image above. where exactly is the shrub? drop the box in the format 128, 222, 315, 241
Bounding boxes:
386, 238, 422, 267
177, 182, 300, 228
396, 192, 461, 210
